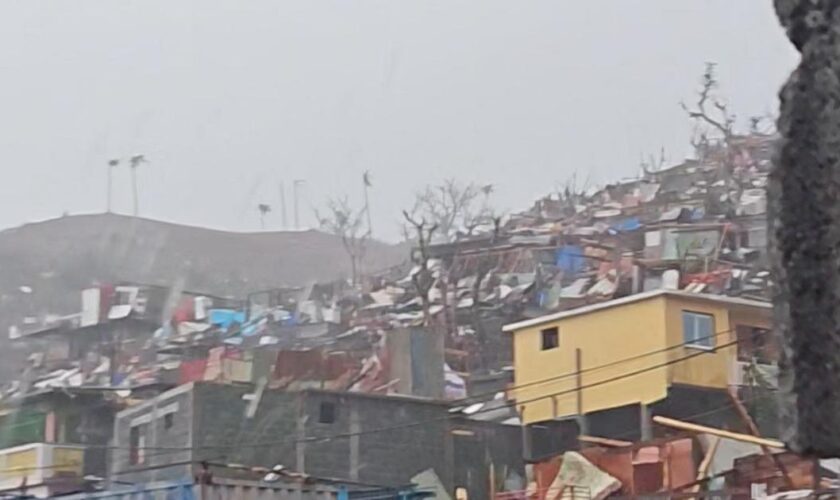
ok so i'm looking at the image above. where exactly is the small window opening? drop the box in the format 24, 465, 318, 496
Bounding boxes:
318, 402, 336, 424
541, 327, 559, 350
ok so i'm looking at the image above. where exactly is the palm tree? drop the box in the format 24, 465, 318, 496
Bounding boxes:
258, 203, 271, 229
128, 154, 147, 216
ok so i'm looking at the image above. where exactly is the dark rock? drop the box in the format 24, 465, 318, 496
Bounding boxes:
770, 0, 840, 457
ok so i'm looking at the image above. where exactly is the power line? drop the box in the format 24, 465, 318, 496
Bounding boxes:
123, 339, 743, 454
105, 329, 740, 454
74, 332, 749, 455
111, 390, 780, 478
0, 327, 763, 458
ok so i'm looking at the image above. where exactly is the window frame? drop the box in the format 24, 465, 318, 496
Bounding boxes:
163, 412, 175, 430
129, 423, 146, 465
681, 310, 715, 349
541, 326, 559, 351
318, 401, 337, 424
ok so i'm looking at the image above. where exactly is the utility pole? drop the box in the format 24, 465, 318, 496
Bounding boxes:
278, 182, 288, 229
293, 179, 305, 229
107, 159, 119, 212
128, 154, 147, 216
363, 170, 373, 237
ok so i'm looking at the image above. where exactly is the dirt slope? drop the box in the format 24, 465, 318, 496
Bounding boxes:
0, 213, 406, 330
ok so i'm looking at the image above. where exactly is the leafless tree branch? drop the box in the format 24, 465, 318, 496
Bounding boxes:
681, 62, 735, 141
316, 196, 369, 285
406, 179, 495, 242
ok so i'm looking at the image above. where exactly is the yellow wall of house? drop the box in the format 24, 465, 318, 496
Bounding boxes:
663, 297, 770, 389
664, 296, 734, 389
510, 294, 771, 425
512, 297, 670, 425
0, 448, 36, 479
51, 446, 83, 475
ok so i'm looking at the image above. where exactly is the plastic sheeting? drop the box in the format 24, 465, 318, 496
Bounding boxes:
555, 246, 586, 275
208, 309, 246, 329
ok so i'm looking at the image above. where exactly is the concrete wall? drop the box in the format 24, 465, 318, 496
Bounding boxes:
450, 418, 524, 499
191, 385, 455, 490
112, 383, 522, 500
191, 382, 299, 472
387, 326, 444, 399
298, 391, 451, 489
111, 383, 195, 485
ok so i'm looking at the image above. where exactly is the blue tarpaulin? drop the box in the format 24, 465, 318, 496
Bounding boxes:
555, 245, 586, 274
208, 309, 246, 329
611, 217, 642, 232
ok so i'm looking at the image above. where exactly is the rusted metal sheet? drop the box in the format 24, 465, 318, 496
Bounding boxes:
729, 452, 815, 492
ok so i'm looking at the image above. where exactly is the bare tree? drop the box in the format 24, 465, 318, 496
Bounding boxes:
257, 203, 271, 229
408, 179, 494, 242
640, 147, 667, 176
681, 63, 741, 200
470, 215, 503, 371
316, 197, 369, 285
548, 172, 592, 218
402, 210, 438, 326
681, 62, 735, 148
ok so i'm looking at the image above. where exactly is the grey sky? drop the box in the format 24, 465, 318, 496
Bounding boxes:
0, 1, 796, 241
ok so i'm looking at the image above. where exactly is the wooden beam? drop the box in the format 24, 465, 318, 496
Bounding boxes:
689, 436, 719, 494
578, 435, 633, 448
727, 387, 795, 489
652, 416, 785, 449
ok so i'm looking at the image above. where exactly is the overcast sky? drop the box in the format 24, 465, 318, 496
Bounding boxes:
0, 1, 797, 241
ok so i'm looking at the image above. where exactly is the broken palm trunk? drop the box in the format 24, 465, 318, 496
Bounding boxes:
770, 1, 840, 456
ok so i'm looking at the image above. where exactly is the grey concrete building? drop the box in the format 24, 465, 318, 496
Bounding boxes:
111, 382, 523, 499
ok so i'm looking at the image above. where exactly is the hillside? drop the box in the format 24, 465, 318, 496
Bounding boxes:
0, 213, 407, 328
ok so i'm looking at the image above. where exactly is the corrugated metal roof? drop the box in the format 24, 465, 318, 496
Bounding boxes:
503, 289, 770, 332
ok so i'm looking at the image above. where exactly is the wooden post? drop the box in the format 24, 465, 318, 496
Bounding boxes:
520, 405, 531, 460
295, 394, 306, 473
349, 406, 360, 481
640, 404, 652, 441
727, 387, 794, 489
689, 436, 720, 494
652, 416, 784, 448
575, 348, 588, 434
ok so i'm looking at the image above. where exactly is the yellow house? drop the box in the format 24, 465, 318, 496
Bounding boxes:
503, 289, 772, 426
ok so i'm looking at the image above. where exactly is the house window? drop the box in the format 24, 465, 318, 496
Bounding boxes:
318, 402, 336, 424
541, 327, 559, 350
163, 413, 174, 430
682, 311, 714, 348
737, 326, 778, 364
129, 424, 146, 465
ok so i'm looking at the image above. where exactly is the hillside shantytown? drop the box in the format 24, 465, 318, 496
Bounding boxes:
0, 120, 821, 500
1, 3, 836, 497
